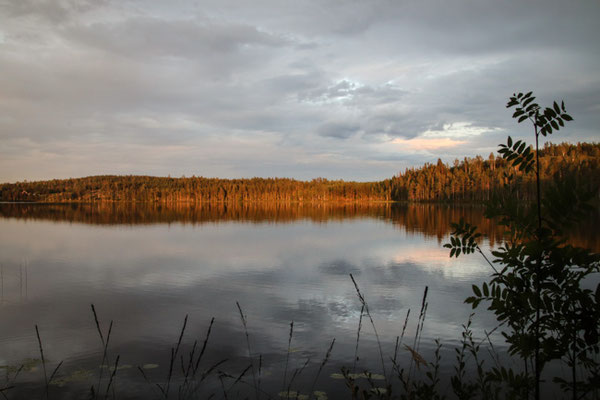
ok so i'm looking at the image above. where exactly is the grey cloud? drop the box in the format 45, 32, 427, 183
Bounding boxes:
66, 16, 288, 60
303, 80, 407, 106
261, 70, 327, 97
298, 80, 417, 139
361, 112, 424, 139
317, 122, 361, 139
59, 17, 291, 83
1, 0, 107, 23
351, 84, 408, 105
188, 0, 393, 37
193, 0, 598, 55
369, 1, 600, 57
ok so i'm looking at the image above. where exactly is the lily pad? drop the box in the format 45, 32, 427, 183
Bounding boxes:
314, 391, 328, 400
330, 372, 385, 380
0, 358, 42, 373
371, 387, 387, 395
277, 391, 309, 399
50, 369, 93, 387
100, 364, 133, 371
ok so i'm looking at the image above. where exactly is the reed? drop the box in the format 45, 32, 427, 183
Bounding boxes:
135, 314, 227, 399
391, 308, 410, 378
257, 354, 262, 398
408, 286, 428, 383
307, 338, 335, 400
137, 366, 161, 398
282, 320, 294, 393
0, 364, 22, 399
193, 317, 215, 377
0, 384, 15, 400
185, 358, 228, 398
236, 301, 259, 400
349, 273, 387, 383
179, 339, 198, 398
285, 357, 310, 399
218, 373, 229, 400
164, 314, 188, 398
218, 363, 251, 398
91, 304, 115, 400
347, 275, 447, 399
352, 304, 364, 373
389, 308, 411, 384
35, 325, 48, 398
35, 325, 64, 400
216, 363, 279, 400
12, 280, 530, 399
104, 355, 120, 400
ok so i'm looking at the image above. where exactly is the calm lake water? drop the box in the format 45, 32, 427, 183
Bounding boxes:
0, 203, 597, 399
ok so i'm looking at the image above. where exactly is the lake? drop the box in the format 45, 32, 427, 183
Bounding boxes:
0, 202, 597, 399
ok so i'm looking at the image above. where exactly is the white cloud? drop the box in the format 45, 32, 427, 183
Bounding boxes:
391, 137, 466, 152
422, 122, 503, 139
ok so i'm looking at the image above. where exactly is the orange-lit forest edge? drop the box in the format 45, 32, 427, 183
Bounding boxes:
2, 142, 599, 203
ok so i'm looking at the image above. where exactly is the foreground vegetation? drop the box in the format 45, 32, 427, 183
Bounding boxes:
1, 274, 595, 399
0, 285, 482, 400
446, 92, 599, 400
1, 142, 599, 204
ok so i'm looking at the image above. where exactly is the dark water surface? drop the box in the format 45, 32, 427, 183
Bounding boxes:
0, 202, 597, 399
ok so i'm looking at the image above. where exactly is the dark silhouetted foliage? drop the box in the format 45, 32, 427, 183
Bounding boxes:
446, 92, 600, 400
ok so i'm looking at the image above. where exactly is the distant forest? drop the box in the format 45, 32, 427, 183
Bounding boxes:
2, 142, 599, 203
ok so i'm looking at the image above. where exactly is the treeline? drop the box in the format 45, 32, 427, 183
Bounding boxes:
1, 142, 598, 203
390, 141, 600, 202
0, 175, 392, 203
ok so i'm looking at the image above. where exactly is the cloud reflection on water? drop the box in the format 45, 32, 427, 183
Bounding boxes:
0, 203, 594, 397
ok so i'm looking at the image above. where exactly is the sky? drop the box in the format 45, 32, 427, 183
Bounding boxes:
1, 0, 599, 183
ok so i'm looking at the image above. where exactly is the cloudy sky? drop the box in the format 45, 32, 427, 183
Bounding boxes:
1, 0, 599, 183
